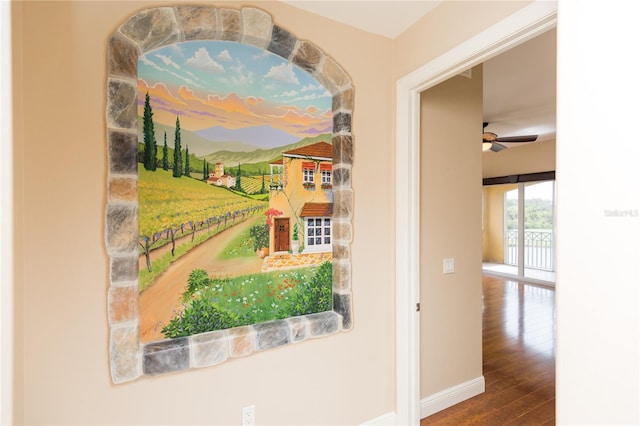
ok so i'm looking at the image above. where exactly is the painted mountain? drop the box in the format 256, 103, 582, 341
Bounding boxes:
195, 124, 301, 150
138, 118, 259, 157
203, 133, 332, 167
139, 115, 331, 166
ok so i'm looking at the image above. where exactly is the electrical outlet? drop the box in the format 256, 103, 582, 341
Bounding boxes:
242, 405, 255, 426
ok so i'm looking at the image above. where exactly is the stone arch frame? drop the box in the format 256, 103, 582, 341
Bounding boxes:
105, 6, 354, 383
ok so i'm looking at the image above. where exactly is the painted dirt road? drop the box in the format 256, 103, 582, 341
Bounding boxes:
139, 214, 264, 343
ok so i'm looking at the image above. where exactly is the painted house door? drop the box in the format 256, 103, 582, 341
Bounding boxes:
274, 218, 290, 252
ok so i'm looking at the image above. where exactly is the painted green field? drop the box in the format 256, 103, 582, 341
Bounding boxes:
240, 174, 271, 195
138, 164, 266, 242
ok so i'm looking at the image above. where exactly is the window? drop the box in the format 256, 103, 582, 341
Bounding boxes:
321, 170, 331, 184
304, 168, 315, 183
503, 181, 555, 277
320, 163, 332, 188
270, 163, 284, 189
302, 162, 315, 183
305, 217, 331, 251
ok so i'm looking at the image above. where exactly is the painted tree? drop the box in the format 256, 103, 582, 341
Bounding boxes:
139, 233, 160, 272
142, 92, 157, 171
162, 131, 169, 171
184, 145, 191, 177
234, 163, 242, 191
202, 160, 208, 181
260, 174, 266, 194
173, 115, 182, 178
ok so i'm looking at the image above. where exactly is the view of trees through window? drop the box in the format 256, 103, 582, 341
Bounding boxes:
505, 181, 554, 230
504, 181, 555, 271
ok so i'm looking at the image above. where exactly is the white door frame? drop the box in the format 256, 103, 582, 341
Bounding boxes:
1, 1, 14, 424
394, 3, 557, 424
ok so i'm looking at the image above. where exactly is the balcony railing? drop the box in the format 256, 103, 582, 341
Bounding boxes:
505, 229, 554, 271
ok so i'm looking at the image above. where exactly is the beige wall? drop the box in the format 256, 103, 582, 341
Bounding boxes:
393, 1, 532, 79
12, 2, 393, 424
482, 184, 517, 263
419, 67, 483, 398
20, 1, 637, 425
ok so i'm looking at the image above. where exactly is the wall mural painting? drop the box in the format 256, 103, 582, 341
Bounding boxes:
138, 40, 335, 343
106, 6, 354, 382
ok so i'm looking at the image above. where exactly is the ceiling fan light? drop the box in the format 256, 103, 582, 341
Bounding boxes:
482, 142, 492, 152
483, 131, 498, 141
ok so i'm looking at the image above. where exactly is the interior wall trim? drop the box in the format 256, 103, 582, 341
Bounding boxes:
420, 376, 486, 419
1, 1, 14, 423
360, 411, 397, 426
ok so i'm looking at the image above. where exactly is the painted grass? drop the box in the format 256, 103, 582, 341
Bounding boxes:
196, 267, 314, 324
161, 262, 333, 338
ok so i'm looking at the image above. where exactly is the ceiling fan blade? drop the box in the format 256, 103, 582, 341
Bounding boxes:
490, 143, 507, 152
494, 135, 538, 143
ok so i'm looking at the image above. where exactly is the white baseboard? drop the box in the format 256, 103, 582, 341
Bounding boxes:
361, 411, 397, 426
420, 376, 485, 419
361, 376, 485, 425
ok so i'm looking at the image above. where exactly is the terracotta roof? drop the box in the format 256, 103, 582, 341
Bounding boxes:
300, 202, 333, 217
270, 158, 283, 165
283, 142, 333, 160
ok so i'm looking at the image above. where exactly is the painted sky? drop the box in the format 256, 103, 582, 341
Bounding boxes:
138, 41, 332, 139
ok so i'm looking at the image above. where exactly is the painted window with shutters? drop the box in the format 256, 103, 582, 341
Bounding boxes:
320, 164, 332, 187
302, 162, 315, 184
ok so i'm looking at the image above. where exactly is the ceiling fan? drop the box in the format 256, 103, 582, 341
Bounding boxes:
483, 122, 538, 152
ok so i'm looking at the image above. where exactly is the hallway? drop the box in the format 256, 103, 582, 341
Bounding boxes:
422, 275, 556, 425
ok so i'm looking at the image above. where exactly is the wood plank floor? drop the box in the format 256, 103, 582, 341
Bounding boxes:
421, 275, 556, 425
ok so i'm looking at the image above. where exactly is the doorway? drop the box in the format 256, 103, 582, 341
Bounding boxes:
274, 217, 290, 252
394, 3, 557, 424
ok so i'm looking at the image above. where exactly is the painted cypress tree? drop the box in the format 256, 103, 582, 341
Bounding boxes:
235, 163, 242, 191
142, 92, 157, 171
173, 116, 182, 178
162, 131, 169, 171
260, 174, 265, 194
151, 136, 157, 171
202, 160, 208, 181
184, 145, 191, 177
152, 130, 157, 170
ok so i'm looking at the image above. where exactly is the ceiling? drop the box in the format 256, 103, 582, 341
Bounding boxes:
281, 1, 442, 39
282, 1, 557, 147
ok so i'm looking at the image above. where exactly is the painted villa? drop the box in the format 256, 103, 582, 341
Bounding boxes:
206, 162, 236, 188
268, 141, 333, 254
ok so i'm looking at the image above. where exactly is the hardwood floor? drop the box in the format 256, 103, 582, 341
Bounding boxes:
421, 275, 556, 425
